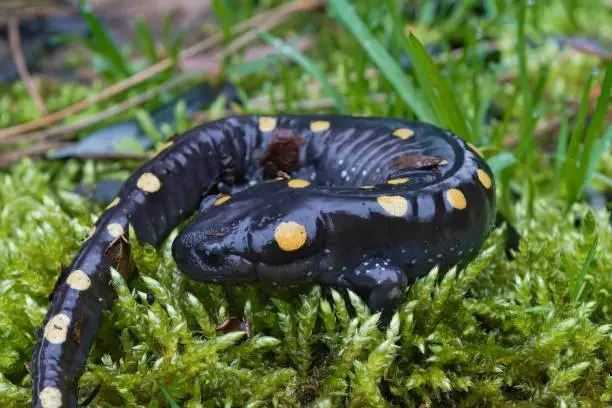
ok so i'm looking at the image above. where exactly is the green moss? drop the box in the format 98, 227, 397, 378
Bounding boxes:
0, 161, 610, 407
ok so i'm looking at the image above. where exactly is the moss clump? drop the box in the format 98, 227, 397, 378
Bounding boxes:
0, 161, 610, 407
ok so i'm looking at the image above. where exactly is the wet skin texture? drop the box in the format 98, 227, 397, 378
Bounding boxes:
31, 115, 495, 408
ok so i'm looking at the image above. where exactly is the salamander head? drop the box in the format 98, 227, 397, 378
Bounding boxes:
171, 189, 326, 283
172, 199, 257, 283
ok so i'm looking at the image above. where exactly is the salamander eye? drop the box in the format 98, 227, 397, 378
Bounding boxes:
202, 251, 223, 267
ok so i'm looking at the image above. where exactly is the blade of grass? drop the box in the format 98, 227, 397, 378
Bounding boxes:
383, 0, 406, 59
487, 152, 518, 174
491, 84, 520, 148
159, 385, 181, 408
438, 0, 478, 38
403, 33, 472, 139
515, 0, 533, 161
474, 81, 496, 145
78, 2, 131, 78
581, 124, 612, 196
328, 0, 434, 121
281, 62, 294, 113
593, 172, 612, 188
260, 32, 348, 114
552, 106, 570, 192
135, 17, 160, 63
467, 28, 485, 144
227, 54, 283, 80
516, 63, 550, 160
563, 63, 611, 209
213, 0, 234, 44
417, 2, 438, 27
566, 74, 594, 160
571, 235, 598, 302
562, 73, 594, 196
161, 11, 187, 66
577, 63, 612, 191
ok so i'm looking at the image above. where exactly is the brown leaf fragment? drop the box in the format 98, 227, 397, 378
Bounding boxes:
260, 129, 304, 179
390, 152, 445, 170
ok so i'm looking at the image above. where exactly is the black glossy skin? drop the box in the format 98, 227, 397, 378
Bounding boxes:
32, 115, 495, 408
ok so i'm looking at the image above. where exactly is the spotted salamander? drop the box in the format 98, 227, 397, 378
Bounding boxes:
32, 115, 495, 408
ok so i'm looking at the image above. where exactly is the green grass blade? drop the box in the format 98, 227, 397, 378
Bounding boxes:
553, 106, 570, 192
593, 172, 612, 188
159, 385, 181, 408
516, 64, 551, 160
78, 2, 131, 78
571, 235, 598, 302
404, 33, 472, 139
169, 29, 186, 65
562, 73, 594, 203
212, 0, 234, 44
329, 0, 434, 121
577, 63, 612, 190
260, 32, 348, 114
135, 17, 159, 63
515, 0, 533, 160
566, 74, 594, 162
487, 152, 518, 174
439, 0, 478, 37
383, 0, 406, 59
583, 125, 612, 194
561, 63, 611, 209
227, 54, 282, 80
532, 64, 550, 109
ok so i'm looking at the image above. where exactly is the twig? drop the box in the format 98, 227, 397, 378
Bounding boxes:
0, 1, 73, 25
0, 140, 65, 169
0, 0, 327, 140
249, 92, 387, 111
51, 152, 152, 161
8, 16, 47, 115
0, 2, 327, 147
0, 74, 194, 146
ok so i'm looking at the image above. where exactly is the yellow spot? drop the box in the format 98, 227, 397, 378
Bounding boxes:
44, 314, 70, 344
288, 179, 310, 188
439, 160, 448, 166
137, 172, 161, 193
258, 116, 277, 132
446, 188, 467, 210
66, 270, 91, 291
377, 195, 408, 217
214, 195, 231, 206
477, 169, 492, 189
106, 197, 120, 209
274, 221, 307, 251
39, 387, 62, 408
468, 143, 484, 158
387, 178, 410, 185
310, 120, 330, 132
360, 185, 374, 189
107, 223, 125, 238
392, 128, 414, 139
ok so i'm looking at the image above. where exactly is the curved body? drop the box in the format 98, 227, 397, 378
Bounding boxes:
32, 115, 495, 408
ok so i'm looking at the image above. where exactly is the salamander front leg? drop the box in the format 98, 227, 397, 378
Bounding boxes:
346, 258, 408, 317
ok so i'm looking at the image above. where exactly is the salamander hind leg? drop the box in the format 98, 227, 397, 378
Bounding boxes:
346, 258, 408, 318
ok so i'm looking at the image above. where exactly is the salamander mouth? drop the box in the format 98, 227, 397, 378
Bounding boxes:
172, 238, 257, 283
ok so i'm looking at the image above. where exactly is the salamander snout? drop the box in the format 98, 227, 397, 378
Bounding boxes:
171, 217, 257, 283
